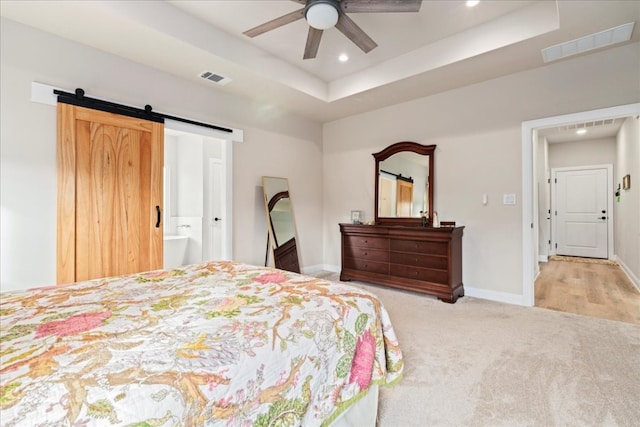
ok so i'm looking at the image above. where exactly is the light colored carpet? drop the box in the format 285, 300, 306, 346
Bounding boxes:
315, 273, 640, 426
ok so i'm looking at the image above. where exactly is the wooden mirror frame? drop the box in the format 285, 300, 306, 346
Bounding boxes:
373, 141, 436, 226
262, 176, 301, 273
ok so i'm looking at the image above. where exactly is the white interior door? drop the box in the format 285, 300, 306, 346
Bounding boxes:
378, 173, 396, 217
208, 158, 224, 260
553, 167, 609, 258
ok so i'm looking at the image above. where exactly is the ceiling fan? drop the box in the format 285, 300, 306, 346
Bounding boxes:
243, 0, 422, 60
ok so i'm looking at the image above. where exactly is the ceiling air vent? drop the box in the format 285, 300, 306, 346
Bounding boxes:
199, 71, 232, 85
541, 22, 635, 63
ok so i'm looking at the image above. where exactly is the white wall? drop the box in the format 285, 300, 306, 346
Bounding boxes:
548, 137, 617, 169
234, 128, 323, 271
0, 18, 323, 291
165, 133, 207, 266
175, 135, 204, 217
322, 41, 640, 301
615, 116, 640, 287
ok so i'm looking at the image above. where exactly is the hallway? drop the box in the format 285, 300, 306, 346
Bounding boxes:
535, 257, 640, 325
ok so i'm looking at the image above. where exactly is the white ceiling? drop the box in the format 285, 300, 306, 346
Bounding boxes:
1, 0, 639, 129
169, 0, 540, 82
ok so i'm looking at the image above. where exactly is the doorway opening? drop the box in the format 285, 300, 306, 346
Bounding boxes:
164, 120, 233, 268
521, 102, 640, 307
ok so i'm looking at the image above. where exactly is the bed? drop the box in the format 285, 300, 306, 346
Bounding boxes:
0, 261, 403, 426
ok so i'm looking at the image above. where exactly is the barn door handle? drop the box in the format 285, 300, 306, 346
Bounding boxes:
156, 206, 161, 228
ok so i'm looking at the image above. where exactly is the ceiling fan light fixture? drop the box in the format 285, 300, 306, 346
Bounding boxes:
305, 0, 340, 30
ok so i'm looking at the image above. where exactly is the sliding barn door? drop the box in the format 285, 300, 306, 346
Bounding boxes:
57, 104, 164, 284
396, 179, 413, 217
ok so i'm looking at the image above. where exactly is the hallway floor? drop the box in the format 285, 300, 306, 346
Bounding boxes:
535, 257, 640, 325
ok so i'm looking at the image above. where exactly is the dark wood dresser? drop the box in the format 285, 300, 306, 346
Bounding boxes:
340, 224, 464, 303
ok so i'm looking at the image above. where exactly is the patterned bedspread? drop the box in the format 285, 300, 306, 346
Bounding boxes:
0, 261, 403, 426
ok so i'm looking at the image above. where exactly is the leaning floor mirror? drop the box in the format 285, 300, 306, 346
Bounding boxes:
261, 176, 301, 273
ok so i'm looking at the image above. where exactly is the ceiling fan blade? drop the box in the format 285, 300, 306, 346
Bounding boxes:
303, 27, 324, 60
340, 0, 422, 13
335, 13, 377, 53
243, 8, 304, 38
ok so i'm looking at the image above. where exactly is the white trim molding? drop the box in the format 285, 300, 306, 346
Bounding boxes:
464, 286, 526, 306
303, 264, 341, 276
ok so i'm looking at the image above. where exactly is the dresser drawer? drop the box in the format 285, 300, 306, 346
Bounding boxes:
390, 252, 448, 270
344, 235, 388, 250
343, 246, 389, 262
390, 239, 448, 255
390, 264, 448, 284
343, 257, 389, 275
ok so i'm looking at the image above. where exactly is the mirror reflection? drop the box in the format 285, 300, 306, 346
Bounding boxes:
262, 176, 301, 273
378, 152, 430, 218
373, 142, 435, 226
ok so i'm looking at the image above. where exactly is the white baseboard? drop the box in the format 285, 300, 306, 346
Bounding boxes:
538, 255, 548, 262
464, 286, 528, 306
302, 264, 340, 275
303, 265, 531, 307
616, 256, 640, 292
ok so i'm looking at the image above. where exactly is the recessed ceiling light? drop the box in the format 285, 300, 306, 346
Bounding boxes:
466, 0, 480, 7
338, 53, 349, 62
576, 129, 587, 135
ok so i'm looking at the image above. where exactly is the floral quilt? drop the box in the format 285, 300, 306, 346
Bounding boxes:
0, 261, 403, 426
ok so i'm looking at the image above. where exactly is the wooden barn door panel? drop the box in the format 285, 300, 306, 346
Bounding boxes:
396, 179, 413, 217
57, 104, 163, 284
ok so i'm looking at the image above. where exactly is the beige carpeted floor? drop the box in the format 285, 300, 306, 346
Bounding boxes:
317, 273, 640, 426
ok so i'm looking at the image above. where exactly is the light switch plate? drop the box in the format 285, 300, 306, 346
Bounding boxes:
503, 193, 517, 205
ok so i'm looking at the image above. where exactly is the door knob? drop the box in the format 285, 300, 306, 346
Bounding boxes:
599, 216, 607, 220
214, 217, 222, 222
601, 210, 606, 214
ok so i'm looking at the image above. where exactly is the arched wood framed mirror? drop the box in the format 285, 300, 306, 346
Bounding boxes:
373, 141, 435, 226
262, 176, 301, 273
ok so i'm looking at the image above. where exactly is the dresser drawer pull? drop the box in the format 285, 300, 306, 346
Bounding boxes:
364, 252, 368, 256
